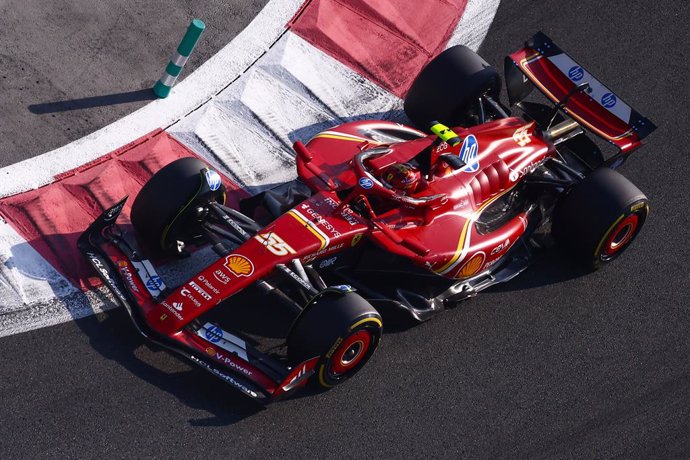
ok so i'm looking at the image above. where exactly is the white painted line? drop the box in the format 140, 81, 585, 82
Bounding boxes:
0, 0, 304, 199
0, 0, 501, 337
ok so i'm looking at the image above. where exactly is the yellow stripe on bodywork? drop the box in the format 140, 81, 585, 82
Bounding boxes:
313, 134, 364, 142
313, 131, 381, 144
435, 186, 519, 275
287, 210, 328, 250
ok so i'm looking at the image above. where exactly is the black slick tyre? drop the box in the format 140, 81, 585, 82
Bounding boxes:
404, 45, 501, 129
130, 157, 225, 253
287, 288, 382, 388
552, 167, 649, 270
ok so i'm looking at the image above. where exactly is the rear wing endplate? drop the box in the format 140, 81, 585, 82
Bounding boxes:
506, 32, 656, 154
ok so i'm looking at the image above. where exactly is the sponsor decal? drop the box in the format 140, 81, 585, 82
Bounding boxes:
204, 169, 223, 191
435, 141, 449, 153
568, 65, 584, 82
214, 352, 252, 376
457, 252, 486, 278
351, 233, 364, 247
324, 196, 361, 226
358, 177, 374, 189
118, 261, 140, 293
512, 123, 533, 147
459, 135, 479, 172
188, 356, 258, 398
213, 269, 231, 285
102, 201, 125, 222
87, 253, 127, 300
509, 158, 546, 182
324, 197, 339, 208
484, 259, 499, 270
254, 233, 296, 257
490, 238, 511, 255
197, 275, 220, 294
302, 204, 342, 237
601, 92, 617, 108
205, 347, 216, 356
180, 287, 201, 307
189, 281, 212, 301
131, 260, 166, 296
340, 211, 360, 226
205, 325, 223, 343
332, 284, 354, 293
161, 302, 184, 320
223, 254, 255, 277
146, 276, 164, 291
303, 243, 345, 263
319, 257, 337, 268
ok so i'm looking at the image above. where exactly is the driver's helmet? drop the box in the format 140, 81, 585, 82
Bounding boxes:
381, 163, 421, 194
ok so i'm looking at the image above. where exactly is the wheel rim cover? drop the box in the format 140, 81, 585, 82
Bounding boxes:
330, 330, 371, 375
603, 214, 639, 257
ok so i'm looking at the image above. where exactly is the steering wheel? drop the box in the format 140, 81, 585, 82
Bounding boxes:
352, 148, 447, 208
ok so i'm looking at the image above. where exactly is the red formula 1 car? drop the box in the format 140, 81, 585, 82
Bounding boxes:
79, 32, 655, 402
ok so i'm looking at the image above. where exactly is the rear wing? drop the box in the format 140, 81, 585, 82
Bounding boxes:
505, 32, 656, 154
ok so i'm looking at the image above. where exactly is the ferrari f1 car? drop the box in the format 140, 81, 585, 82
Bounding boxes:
79, 32, 655, 402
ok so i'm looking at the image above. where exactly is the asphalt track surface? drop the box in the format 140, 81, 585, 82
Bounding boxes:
0, 0, 269, 167
1, 0, 690, 458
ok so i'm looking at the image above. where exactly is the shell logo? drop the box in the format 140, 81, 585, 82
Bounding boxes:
224, 254, 255, 277
457, 252, 485, 278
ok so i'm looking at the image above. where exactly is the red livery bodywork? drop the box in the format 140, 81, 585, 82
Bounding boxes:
78, 32, 656, 402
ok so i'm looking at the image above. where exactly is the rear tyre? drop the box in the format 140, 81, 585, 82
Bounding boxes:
552, 167, 649, 270
131, 157, 226, 253
287, 288, 382, 388
404, 45, 501, 129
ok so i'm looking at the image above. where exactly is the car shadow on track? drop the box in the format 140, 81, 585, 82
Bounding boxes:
72, 300, 268, 425
486, 248, 591, 293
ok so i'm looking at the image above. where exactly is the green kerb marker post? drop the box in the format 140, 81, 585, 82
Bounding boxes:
153, 19, 206, 98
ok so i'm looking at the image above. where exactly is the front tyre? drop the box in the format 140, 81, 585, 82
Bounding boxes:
552, 167, 649, 270
287, 288, 382, 388
131, 157, 226, 253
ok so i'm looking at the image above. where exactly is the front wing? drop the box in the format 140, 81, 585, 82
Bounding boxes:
77, 199, 319, 403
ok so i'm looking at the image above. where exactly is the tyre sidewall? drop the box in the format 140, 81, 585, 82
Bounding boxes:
404, 45, 501, 129
131, 158, 225, 252
552, 168, 648, 269
287, 289, 382, 388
